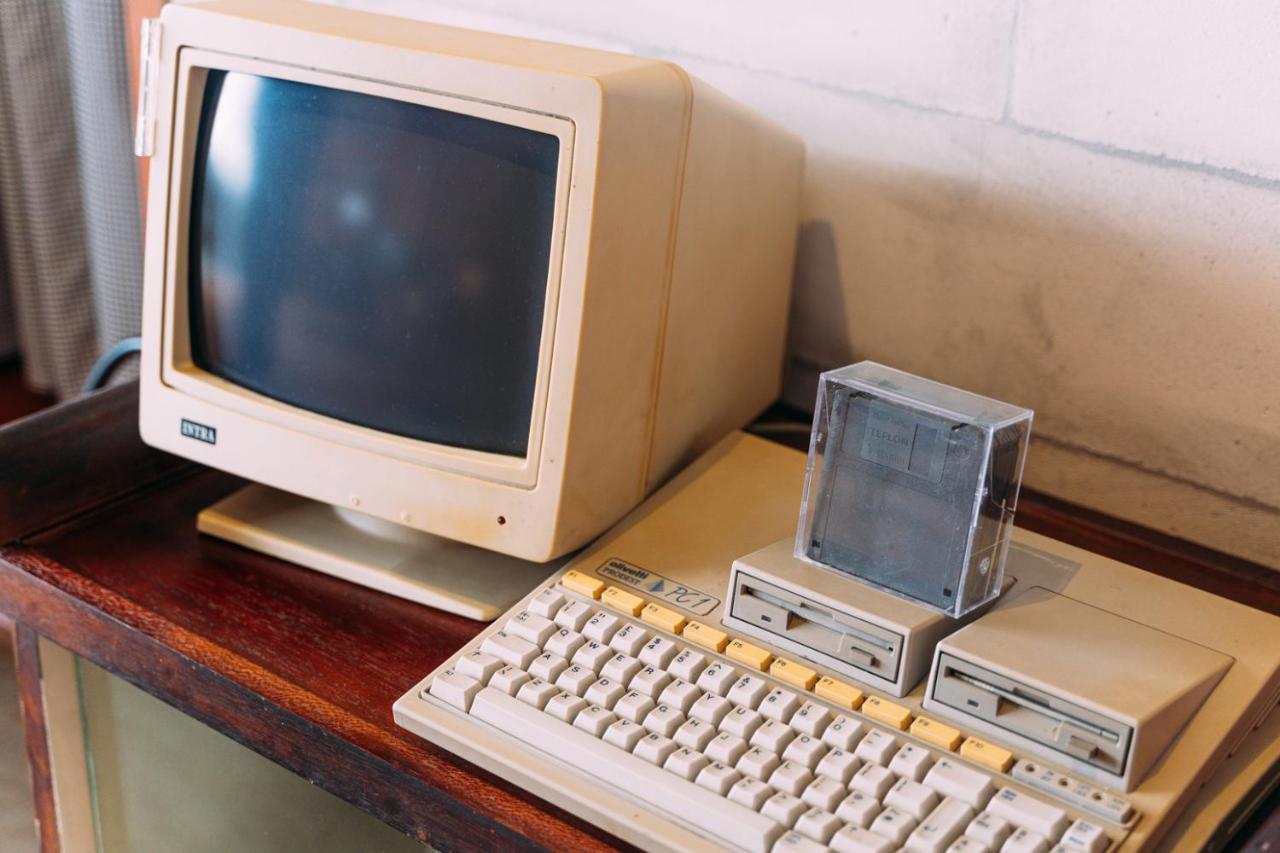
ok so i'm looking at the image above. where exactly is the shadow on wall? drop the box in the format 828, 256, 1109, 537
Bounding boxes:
784, 158, 1280, 516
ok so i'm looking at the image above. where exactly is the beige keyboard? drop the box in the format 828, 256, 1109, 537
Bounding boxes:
395, 569, 1137, 853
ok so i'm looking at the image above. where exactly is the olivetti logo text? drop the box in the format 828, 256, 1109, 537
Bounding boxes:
181, 418, 217, 444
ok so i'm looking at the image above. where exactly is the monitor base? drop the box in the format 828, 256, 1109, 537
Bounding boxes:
197, 484, 565, 621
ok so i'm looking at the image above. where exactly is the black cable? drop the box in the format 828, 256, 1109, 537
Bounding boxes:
82, 336, 143, 394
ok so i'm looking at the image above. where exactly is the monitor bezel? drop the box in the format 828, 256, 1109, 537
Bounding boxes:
160, 49, 576, 489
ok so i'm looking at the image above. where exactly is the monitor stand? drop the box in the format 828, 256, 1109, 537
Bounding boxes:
197, 484, 567, 621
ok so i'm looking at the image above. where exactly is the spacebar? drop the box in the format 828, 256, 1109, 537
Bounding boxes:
470, 687, 782, 853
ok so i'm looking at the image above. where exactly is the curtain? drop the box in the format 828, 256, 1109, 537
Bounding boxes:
0, 0, 143, 398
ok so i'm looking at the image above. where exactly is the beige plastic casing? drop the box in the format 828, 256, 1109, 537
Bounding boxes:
136, 0, 804, 562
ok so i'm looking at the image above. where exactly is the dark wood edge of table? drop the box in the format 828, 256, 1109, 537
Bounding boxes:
14, 624, 60, 853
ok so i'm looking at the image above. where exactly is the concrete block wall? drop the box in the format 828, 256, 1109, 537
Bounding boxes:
324, 0, 1280, 567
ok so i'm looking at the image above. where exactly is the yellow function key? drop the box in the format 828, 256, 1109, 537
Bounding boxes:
815, 676, 865, 710
561, 569, 604, 600
726, 639, 773, 671
960, 736, 1014, 772
911, 716, 963, 751
640, 602, 687, 634
862, 696, 913, 730
683, 621, 729, 653
601, 585, 645, 616
769, 657, 818, 691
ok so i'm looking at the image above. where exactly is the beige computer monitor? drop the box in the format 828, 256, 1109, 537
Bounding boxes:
136, 0, 803, 617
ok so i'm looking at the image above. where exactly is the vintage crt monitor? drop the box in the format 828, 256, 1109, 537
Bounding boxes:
135, 0, 803, 618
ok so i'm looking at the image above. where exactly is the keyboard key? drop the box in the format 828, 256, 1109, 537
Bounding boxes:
1004, 827, 1049, 853
600, 652, 643, 683
1059, 818, 1109, 853
489, 665, 530, 696
572, 705, 617, 737
583, 610, 622, 643
696, 760, 742, 796
609, 623, 649, 656
902, 797, 974, 852
634, 732, 678, 765
674, 717, 716, 750
815, 747, 860, 785
657, 679, 702, 714
987, 787, 1069, 839
696, 662, 739, 696
527, 587, 565, 618
792, 701, 833, 736
751, 719, 797, 753
602, 718, 645, 751
544, 691, 588, 722
924, 758, 996, 809
801, 775, 847, 811
762, 792, 807, 827
960, 737, 1013, 773
482, 632, 540, 669
769, 760, 814, 796
760, 687, 802, 722
615, 690, 655, 723
428, 669, 480, 711
870, 804, 917, 845
683, 620, 730, 653
849, 763, 896, 799
862, 695, 912, 730
890, 744, 935, 782
560, 569, 604, 599
468, 687, 786, 853
669, 647, 708, 681
629, 665, 671, 698
855, 729, 898, 765
964, 811, 1013, 848
553, 599, 593, 632
822, 715, 865, 751
886, 777, 940, 820
835, 790, 881, 828
946, 839, 988, 853
727, 638, 774, 671
770, 657, 818, 690
830, 825, 894, 853
690, 693, 733, 726
570, 640, 612, 671
738, 745, 781, 781
638, 635, 680, 669
642, 703, 685, 737
506, 610, 556, 646
455, 650, 503, 682
515, 677, 558, 709
528, 652, 568, 682
583, 677, 626, 708
601, 585, 645, 616
912, 716, 963, 751
782, 733, 828, 769
640, 602, 687, 634
728, 674, 772, 708
544, 628, 585, 659
728, 775, 775, 810
555, 664, 597, 696
664, 746, 710, 780
722, 705, 765, 739
706, 731, 749, 765
816, 675, 864, 710
795, 807, 841, 843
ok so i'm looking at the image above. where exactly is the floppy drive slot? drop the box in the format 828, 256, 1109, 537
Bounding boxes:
731, 573, 902, 682
932, 653, 1133, 776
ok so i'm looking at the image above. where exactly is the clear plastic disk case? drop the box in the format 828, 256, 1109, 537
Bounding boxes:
796, 362, 1033, 618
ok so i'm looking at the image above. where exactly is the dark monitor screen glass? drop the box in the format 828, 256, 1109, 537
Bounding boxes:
188, 70, 560, 456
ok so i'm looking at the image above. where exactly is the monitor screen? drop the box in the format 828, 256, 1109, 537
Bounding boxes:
188, 70, 560, 456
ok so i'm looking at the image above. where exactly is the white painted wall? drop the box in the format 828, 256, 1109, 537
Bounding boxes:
322, 0, 1280, 567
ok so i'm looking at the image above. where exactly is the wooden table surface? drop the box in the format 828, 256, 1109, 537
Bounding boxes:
1, 384, 1276, 851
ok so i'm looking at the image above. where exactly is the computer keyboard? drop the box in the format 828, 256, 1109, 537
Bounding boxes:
395, 569, 1136, 853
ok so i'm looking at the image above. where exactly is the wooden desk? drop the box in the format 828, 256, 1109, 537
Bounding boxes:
1, 385, 1276, 851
